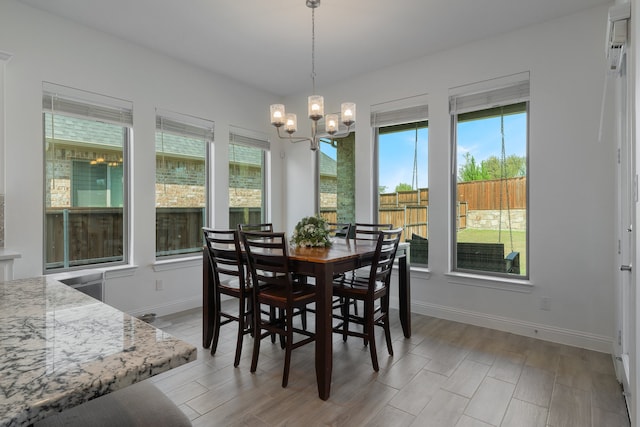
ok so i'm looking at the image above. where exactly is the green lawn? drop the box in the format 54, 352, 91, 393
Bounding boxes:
457, 228, 527, 275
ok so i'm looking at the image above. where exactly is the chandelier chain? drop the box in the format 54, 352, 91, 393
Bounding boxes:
311, 7, 316, 94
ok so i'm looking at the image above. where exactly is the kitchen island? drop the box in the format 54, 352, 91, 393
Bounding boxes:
0, 276, 197, 427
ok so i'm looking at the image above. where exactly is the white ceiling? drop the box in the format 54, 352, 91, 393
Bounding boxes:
17, 0, 611, 97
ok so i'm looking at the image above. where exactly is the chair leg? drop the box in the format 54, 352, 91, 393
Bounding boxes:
233, 298, 246, 367
247, 297, 255, 338
341, 300, 349, 342
282, 308, 293, 388
279, 308, 286, 349
210, 294, 222, 355
270, 307, 277, 343
250, 325, 261, 373
384, 314, 394, 357
366, 304, 379, 371
301, 307, 308, 331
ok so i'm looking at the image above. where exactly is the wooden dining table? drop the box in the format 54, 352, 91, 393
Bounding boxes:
202, 238, 411, 400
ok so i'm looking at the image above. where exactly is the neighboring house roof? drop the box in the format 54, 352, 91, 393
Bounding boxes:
319, 151, 336, 177
44, 113, 124, 148
228, 143, 262, 167
44, 113, 338, 173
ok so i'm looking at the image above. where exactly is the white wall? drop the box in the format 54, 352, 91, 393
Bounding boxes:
0, 0, 285, 315
285, 4, 617, 352
0, 0, 619, 352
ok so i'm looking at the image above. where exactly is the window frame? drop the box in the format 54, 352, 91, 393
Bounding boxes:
371, 101, 429, 268
154, 110, 213, 259
228, 127, 270, 228
449, 73, 530, 280
42, 82, 132, 272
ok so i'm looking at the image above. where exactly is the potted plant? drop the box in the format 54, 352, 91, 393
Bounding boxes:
291, 215, 332, 247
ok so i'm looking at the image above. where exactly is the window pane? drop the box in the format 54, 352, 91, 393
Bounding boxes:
155, 119, 207, 257
319, 133, 355, 224
44, 112, 126, 270
454, 104, 527, 277
229, 144, 265, 228
378, 123, 428, 265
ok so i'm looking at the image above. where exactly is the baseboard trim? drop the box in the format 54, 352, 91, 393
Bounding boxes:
128, 296, 201, 319
390, 297, 613, 353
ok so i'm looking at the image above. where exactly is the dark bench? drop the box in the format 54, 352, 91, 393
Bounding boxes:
406, 235, 520, 274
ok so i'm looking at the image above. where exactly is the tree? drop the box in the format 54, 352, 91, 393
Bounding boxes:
395, 183, 413, 192
458, 153, 489, 182
459, 153, 526, 182
378, 185, 387, 194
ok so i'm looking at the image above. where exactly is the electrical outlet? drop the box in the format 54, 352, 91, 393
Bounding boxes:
540, 297, 551, 311
155, 279, 164, 291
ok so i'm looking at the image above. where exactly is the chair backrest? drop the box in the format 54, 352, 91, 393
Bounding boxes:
354, 223, 392, 240
327, 222, 351, 239
202, 227, 246, 291
367, 228, 403, 288
240, 231, 293, 297
238, 223, 274, 232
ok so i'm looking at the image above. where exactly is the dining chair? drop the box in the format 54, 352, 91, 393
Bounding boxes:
240, 230, 316, 388
238, 222, 274, 232
332, 227, 403, 371
238, 222, 283, 338
348, 222, 394, 282
326, 222, 358, 313
353, 222, 392, 240
327, 222, 351, 239
202, 227, 252, 367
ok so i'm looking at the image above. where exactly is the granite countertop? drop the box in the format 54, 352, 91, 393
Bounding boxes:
0, 277, 197, 427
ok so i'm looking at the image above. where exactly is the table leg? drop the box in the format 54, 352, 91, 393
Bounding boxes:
398, 252, 411, 338
315, 264, 333, 400
202, 250, 214, 348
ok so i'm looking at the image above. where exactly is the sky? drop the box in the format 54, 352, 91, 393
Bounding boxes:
377, 113, 527, 192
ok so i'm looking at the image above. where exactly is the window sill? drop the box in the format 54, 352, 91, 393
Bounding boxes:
408, 265, 431, 280
104, 264, 138, 279
152, 255, 201, 272
445, 271, 533, 293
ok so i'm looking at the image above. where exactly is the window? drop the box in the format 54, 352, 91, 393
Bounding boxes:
450, 73, 529, 278
372, 104, 429, 265
318, 133, 356, 224
155, 111, 213, 258
43, 83, 132, 271
228, 128, 269, 229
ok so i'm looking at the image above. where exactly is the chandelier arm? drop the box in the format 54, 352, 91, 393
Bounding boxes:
275, 126, 314, 145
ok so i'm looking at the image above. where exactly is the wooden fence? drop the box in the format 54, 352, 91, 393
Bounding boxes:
45, 207, 206, 269
380, 188, 429, 207
379, 177, 526, 211
456, 177, 526, 210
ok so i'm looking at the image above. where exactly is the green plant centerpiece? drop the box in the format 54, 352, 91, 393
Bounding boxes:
291, 214, 332, 248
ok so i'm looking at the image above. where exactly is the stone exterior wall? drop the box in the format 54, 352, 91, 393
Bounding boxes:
155, 184, 205, 207
336, 135, 356, 222
229, 188, 262, 208
465, 209, 527, 231
156, 158, 205, 187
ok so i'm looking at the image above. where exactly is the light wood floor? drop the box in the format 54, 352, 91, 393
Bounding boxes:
149, 303, 630, 427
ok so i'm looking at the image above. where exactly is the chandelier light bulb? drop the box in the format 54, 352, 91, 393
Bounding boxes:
341, 102, 356, 127
270, 104, 286, 127
326, 114, 339, 135
308, 95, 324, 120
285, 113, 298, 134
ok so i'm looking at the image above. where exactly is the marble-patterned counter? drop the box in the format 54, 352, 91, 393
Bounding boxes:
0, 277, 197, 427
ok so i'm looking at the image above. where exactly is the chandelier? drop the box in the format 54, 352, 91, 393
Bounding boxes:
269, 0, 355, 151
